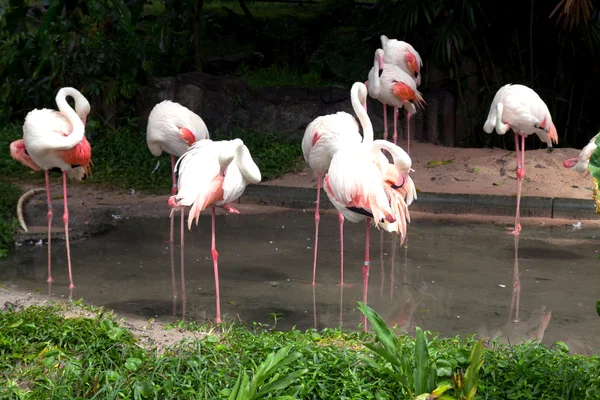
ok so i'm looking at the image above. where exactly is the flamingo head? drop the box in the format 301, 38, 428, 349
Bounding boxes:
405, 52, 420, 79
563, 157, 579, 169
75, 101, 91, 125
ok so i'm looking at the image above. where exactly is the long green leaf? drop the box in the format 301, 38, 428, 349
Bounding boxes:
413, 327, 432, 394
358, 303, 398, 355
256, 369, 307, 397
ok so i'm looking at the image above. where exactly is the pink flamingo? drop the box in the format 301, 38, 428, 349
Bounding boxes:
168, 138, 261, 323
324, 83, 416, 329
380, 35, 423, 152
367, 49, 425, 151
302, 83, 364, 286
146, 100, 210, 244
563, 133, 599, 174
9, 87, 92, 289
483, 84, 558, 235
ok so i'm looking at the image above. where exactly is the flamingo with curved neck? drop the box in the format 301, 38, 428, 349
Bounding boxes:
10, 87, 92, 292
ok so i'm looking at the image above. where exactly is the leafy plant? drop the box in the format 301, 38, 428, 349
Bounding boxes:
586, 133, 600, 214
228, 345, 306, 399
0, 180, 21, 258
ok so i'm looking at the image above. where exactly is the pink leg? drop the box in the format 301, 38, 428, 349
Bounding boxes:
406, 112, 412, 156
393, 106, 398, 145
362, 219, 371, 331
312, 285, 317, 329
383, 104, 388, 140
169, 155, 177, 243
169, 235, 177, 316
211, 207, 222, 323
390, 232, 397, 303
339, 283, 344, 326
312, 172, 322, 286
509, 235, 521, 322
62, 171, 75, 289
511, 132, 524, 235
337, 212, 349, 287
379, 230, 384, 299
180, 208, 187, 319
44, 170, 54, 284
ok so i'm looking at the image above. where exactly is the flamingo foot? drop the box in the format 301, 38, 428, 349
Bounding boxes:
69, 283, 75, 289
47, 277, 54, 284
222, 204, 240, 214
508, 224, 522, 235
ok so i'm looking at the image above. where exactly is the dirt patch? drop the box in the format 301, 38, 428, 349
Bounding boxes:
0, 286, 207, 353
267, 141, 592, 200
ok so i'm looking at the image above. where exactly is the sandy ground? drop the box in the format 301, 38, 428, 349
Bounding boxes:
269, 141, 593, 200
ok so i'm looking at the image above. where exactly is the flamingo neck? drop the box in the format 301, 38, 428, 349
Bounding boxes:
55, 88, 85, 138
351, 85, 374, 144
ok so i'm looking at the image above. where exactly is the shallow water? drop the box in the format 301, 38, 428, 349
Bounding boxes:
1, 209, 599, 354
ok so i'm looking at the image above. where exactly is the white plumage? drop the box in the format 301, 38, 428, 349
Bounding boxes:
171, 138, 261, 230
302, 113, 362, 176
483, 84, 557, 146
146, 100, 210, 157
380, 35, 423, 86
367, 49, 425, 116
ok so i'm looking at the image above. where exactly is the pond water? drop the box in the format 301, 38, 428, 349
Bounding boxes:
1, 209, 599, 355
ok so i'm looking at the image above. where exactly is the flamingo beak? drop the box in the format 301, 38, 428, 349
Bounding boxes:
395, 172, 409, 188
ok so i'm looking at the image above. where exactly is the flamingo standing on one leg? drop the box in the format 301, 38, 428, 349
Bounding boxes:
9, 87, 92, 290
168, 138, 261, 323
563, 132, 599, 174
302, 87, 364, 287
380, 35, 423, 153
483, 84, 558, 235
146, 100, 210, 244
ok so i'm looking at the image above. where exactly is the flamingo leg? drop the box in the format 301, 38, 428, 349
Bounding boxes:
390, 232, 397, 302
180, 208, 187, 319
312, 285, 317, 329
339, 284, 344, 327
383, 104, 388, 140
62, 171, 75, 290
170, 235, 177, 316
312, 172, 322, 286
512, 132, 524, 235
211, 207, 222, 323
169, 155, 177, 244
509, 235, 521, 322
380, 230, 384, 299
393, 106, 398, 145
406, 112, 412, 155
44, 170, 54, 284
338, 212, 347, 286
362, 219, 371, 331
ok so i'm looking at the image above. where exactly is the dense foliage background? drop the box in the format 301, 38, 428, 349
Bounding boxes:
1, 0, 599, 148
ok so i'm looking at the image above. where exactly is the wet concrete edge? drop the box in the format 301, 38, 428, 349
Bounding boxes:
239, 184, 600, 220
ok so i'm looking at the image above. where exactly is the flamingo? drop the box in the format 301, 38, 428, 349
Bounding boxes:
367, 49, 425, 150
168, 138, 261, 323
563, 133, 599, 174
302, 85, 364, 287
483, 84, 558, 235
9, 87, 92, 289
380, 35, 423, 153
146, 100, 210, 244
324, 83, 416, 329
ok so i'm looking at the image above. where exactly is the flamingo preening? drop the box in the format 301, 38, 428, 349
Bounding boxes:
168, 138, 261, 323
10, 87, 92, 290
378, 36, 423, 153
324, 83, 416, 330
302, 84, 365, 287
484, 84, 558, 235
146, 100, 210, 244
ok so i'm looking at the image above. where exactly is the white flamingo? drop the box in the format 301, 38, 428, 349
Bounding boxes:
168, 138, 261, 323
146, 100, 210, 244
380, 35, 423, 153
301, 84, 364, 287
367, 48, 425, 151
484, 84, 558, 235
324, 82, 416, 330
9, 87, 92, 290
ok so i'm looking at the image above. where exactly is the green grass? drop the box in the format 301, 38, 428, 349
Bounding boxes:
0, 121, 304, 197
1, 302, 599, 399
236, 64, 338, 89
